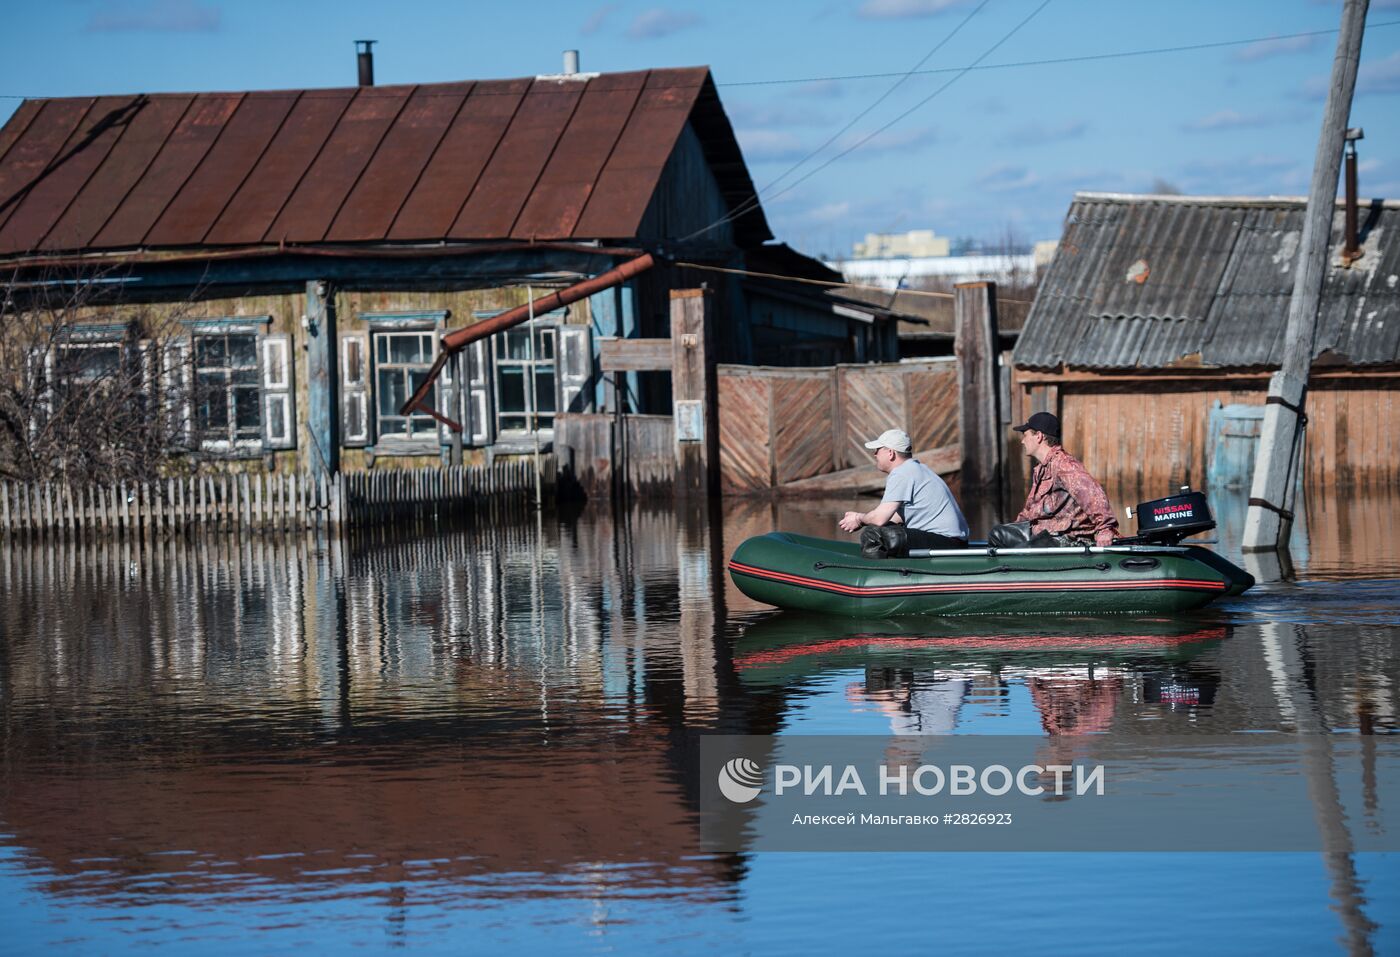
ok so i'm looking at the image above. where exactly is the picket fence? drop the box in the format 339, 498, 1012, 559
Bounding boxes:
0, 459, 550, 539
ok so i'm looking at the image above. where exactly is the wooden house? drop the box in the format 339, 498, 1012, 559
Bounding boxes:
0, 66, 897, 479
1012, 192, 1400, 492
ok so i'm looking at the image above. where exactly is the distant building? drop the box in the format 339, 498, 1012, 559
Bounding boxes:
827, 253, 1037, 291
1013, 192, 1400, 491
853, 229, 950, 259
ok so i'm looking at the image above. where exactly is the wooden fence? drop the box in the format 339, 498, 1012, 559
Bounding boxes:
717, 359, 960, 493
0, 460, 548, 539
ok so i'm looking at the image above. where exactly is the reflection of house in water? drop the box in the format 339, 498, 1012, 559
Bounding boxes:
0, 514, 788, 906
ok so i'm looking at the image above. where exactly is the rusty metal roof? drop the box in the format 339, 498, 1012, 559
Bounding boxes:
1015, 193, 1400, 370
0, 67, 770, 257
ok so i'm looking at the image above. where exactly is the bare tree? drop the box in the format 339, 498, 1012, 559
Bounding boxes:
0, 263, 196, 485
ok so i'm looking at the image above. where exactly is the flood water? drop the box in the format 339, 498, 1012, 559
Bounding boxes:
2, 487, 1398, 955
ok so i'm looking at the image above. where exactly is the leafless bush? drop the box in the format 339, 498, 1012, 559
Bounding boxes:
0, 264, 196, 485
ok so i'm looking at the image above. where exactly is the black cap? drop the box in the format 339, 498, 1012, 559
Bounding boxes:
1013, 411, 1061, 439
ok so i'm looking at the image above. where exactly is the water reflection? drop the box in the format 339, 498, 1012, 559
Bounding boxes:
0, 489, 1396, 954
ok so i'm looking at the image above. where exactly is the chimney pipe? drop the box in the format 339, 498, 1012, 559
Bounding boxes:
1342, 127, 1364, 265
356, 40, 376, 87
563, 49, 579, 75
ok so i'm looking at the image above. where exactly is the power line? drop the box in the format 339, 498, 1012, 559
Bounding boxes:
682, 0, 1055, 242
674, 260, 1034, 304
718, 19, 1400, 88
747, 0, 991, 214
0, 20, 1395, 102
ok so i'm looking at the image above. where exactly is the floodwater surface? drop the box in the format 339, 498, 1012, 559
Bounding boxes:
1, 488, 1397, 955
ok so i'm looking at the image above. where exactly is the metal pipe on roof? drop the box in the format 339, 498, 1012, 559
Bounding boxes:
356, 40, 376, 87
398, 251, 657, 423
563, 50, 579, 75
1342, 127, 1364, 265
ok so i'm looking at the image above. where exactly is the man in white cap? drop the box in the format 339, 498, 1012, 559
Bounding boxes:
839, 428, 969, 557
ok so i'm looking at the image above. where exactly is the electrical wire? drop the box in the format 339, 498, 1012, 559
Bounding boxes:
717, 19, 1400, 88
672, 260, 1035, 304
680, 0, 1055, 243
743, 0, 991, 217
0, 20, 1393, 101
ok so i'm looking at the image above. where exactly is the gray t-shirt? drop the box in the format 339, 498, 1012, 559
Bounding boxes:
882, 458, 969, 539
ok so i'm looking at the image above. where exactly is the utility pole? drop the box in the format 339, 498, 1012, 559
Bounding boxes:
1243, 0, 1368, 551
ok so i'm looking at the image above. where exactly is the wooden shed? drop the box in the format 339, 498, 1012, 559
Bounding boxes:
1012, 192, 1400, 493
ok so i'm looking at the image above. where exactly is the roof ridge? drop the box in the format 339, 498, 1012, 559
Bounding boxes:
1073, 190, 1400, 209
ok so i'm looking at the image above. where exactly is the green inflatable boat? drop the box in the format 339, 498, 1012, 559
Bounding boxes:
729, 488, 1253, 617
728, 533, 1253, 617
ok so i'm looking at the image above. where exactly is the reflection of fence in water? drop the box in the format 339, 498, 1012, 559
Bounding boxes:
0, 461, 548, 539
0, 505, 726, 717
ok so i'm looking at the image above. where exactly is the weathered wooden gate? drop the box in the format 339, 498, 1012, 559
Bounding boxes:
716, 359, 960, 494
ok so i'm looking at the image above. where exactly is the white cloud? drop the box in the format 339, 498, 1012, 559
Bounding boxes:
735, 129, 807, 163
1358, 49, 1400, 96
626, 8, 702, 39
857, 0, 974, 18
999, 120, 1087, 147
1303, 49, 1400, 99
839, 124, 942, 154
1181, 110, 1274, 132
726, 101, 833, 129
792, 79, 844, 100
976, 165, 1040, 193
580, 3, 619, 36
85, 0, 219, 33
1232, 35, 1318, 62
797, 201, 853, 223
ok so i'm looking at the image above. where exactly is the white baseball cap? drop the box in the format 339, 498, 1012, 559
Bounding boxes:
863, 428, 912, 453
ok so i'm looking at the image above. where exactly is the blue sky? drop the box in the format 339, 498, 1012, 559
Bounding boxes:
4, 0, 1399, 258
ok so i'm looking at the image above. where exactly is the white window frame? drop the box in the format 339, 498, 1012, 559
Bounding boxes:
493, 318, 558, 440
181, 317, 273, 457
362, 312, 449, 456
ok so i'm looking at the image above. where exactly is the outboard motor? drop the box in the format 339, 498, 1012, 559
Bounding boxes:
1125, 486, 1216, 545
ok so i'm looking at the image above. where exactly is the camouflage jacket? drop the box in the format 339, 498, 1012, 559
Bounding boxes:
1015, 446, 1119, 546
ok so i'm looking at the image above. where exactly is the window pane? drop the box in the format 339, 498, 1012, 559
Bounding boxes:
380, 415, 406, 436
228, 334, 257, 368
195, 336, 226, 367
498, 367, 526, 413
407, 369, 438, 412
499, 414, 528, 431
378, 369, 406, 417
505, 326, 531, 360
377, 336, 391, 364
58, 345, 122, 383
537, 328, 555, 361
232, 365, 259, 386
233, 386, 261, 431
195, 372, 227, 430
534, 369, 556, 414
389, 335, 420, 364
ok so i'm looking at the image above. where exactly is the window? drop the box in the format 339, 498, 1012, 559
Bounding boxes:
494, 322, 556, 435
193, 332, 261, 448
53, 342, 127, 398
373, 330, 439, 440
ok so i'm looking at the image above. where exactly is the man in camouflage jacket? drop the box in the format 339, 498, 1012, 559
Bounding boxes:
1011, 412, 1118, 547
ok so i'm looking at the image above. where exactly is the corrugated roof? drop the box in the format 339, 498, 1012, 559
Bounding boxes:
0, 67, 770, 256
1016, 193, 1400, 369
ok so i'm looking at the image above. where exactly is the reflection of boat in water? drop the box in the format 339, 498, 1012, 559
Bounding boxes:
733, 613, 1227, 688
728, 533, 1253, 617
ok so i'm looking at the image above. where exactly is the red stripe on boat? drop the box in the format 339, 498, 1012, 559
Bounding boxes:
734, 630, 1225, 670
727, 561, 1226, 596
